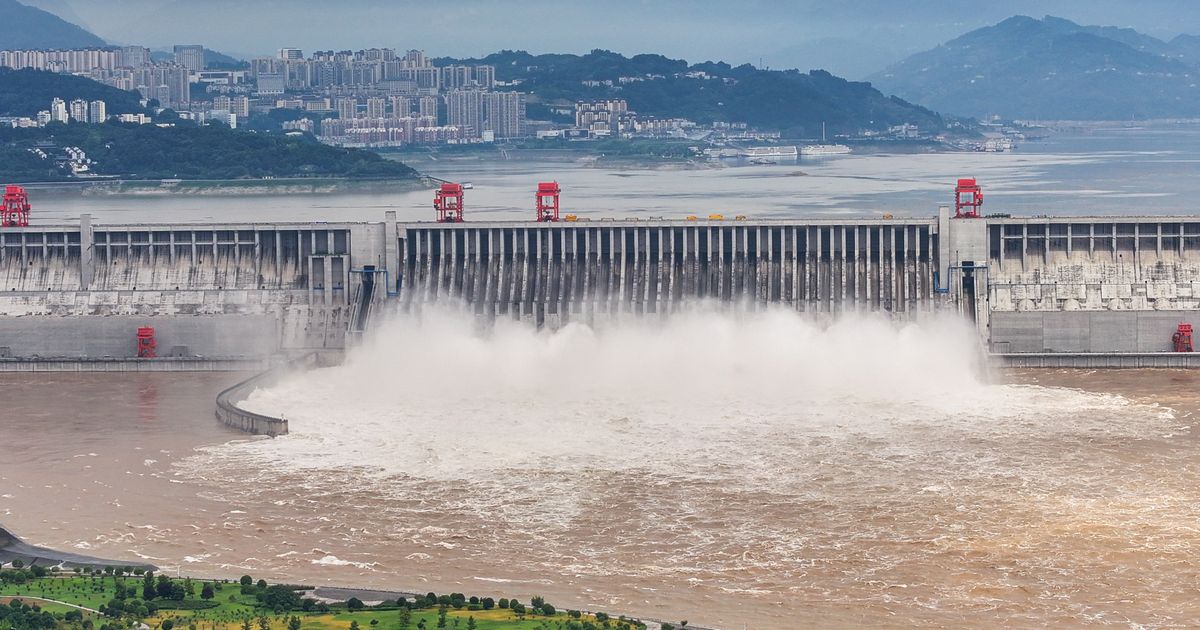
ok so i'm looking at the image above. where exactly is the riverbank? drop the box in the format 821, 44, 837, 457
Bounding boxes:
17, 177, 430, 197
0, 571, 682, 630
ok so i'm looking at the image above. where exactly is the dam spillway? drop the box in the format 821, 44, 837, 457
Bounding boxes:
397, 219, 938, 320
4, 209, 1200, 361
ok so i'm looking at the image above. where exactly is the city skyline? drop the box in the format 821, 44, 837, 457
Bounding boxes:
19, 0, 1200, 79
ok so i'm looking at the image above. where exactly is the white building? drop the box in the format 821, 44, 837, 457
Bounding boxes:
173, 45, 205, 72
366, 97, 386, 119
69, 99, 88, 122
87, 100, 107, 123
50, 98, 68, 123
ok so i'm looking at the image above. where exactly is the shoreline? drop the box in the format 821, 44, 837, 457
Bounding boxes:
16, 177, 429, 197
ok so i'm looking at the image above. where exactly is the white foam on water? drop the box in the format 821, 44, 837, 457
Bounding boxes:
223, 305, 1158, 484
173, 305, 1194, 626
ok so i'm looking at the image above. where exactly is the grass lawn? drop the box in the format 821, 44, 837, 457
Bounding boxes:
1, 576, 631, 630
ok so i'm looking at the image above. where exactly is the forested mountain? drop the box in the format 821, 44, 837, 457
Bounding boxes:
0, 0, 105, 49
0, 68, 144, 116
868, 16, 1200, 120
0, 123, 418, 181
438, 50, 945, 136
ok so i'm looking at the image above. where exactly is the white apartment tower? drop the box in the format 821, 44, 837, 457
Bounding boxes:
446, 90, 485, 137
69, 99, 88, 122
173, 45, 205, 72
50, 98, 68, 123
337, 97, 358, 119
366, 97, 386, 119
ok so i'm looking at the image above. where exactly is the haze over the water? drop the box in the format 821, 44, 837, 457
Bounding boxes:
26, 0, 1200, 78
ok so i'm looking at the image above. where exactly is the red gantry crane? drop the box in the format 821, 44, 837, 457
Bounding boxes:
2, 185, 31, 227
954, 178, 983, 219
434, 182, 465, 223
535, 181, 561, 222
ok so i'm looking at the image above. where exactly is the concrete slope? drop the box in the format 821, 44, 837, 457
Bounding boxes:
0, 525, 156, 570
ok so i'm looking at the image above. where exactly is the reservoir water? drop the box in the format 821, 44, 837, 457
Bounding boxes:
25, 122, 1200, 224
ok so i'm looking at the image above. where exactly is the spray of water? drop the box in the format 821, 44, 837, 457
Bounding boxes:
171, 305, 1196, 628
234, 305, 1153, 482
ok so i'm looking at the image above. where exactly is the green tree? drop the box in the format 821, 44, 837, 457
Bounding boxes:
260, 585, 302, 611
240, 576, 253, 586
257, 616, 271, 630
397, 608, 412, 629
241, 618, 252, 630
466, 618, 475, 630
201, 583, 215, 600
287, 616, 301, 630
350, 622, 360, 630
436, 607, 447, 629
346, 597, 364, 611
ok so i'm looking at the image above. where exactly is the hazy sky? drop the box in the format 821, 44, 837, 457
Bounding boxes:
25, 0, 1200, 78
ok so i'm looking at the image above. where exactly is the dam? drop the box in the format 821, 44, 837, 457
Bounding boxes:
3, 209, 1200, 364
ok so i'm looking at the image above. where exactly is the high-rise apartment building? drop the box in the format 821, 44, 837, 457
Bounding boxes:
87, 100, 107, 123
442, 65, 472, 89
366, 97, 386, 119
485, 91, 524, 138
173, 45, 205, 72
418, 95, 438, 120
279, 48, 304, 61
389, 96, 411, 118
69, 99, 88, 122
337, 97, 358, 119
118, 46, 151, 68
49, 98, 68, 123
474, 65, 496, 89
446, 90, 485, 137
133, 64, 190, 108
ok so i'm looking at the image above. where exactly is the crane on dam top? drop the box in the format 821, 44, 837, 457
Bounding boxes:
2, 185, 31, 227
954, 178, 983, 219
434, 182, 465, 223
535, 181, 561, 222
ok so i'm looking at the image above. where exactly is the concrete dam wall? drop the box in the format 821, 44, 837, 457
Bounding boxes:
396, 220, 939, 324
4, 210, 1200, 362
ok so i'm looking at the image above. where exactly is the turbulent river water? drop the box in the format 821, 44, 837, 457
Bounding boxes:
4, 308, 1200, 628
6, 124, 1200, 627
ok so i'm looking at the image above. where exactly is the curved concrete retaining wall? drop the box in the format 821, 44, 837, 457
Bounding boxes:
0, 524, 157, 570
215, 353, 331, 437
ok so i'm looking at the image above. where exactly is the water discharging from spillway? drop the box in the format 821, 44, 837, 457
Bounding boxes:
177, 306, 1200, 628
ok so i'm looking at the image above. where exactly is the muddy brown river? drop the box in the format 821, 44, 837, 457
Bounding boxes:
3, 312, 1200, 629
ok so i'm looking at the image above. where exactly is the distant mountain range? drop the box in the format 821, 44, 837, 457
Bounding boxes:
441, 50, 945, 136
0, 0, 105, 49
868, 15, 1200, 120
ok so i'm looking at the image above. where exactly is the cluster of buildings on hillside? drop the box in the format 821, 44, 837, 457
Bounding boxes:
0, 45, 934, 148
0, 97, 153, 128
